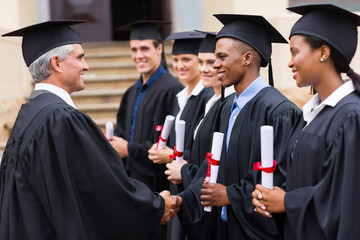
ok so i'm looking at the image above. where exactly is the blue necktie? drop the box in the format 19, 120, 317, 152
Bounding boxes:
226, 102, 240, 150
222, 102, 240, 222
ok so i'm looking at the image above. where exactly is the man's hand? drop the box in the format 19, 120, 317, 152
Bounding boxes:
165, 160, 187, 184
159, 190, 174, 225
148, 143, 173, 164
200, 182, 230, 207
109, 136, 129, 158
170, 195, 183, 218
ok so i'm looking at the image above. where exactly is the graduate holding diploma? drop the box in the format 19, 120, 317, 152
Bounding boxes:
172, 14, 301, 240
252, 4, 360, 240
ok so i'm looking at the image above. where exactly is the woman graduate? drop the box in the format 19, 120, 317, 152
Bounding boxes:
252, 4, 360, 239
164, 31, 235, 188
148, 31, 214, 177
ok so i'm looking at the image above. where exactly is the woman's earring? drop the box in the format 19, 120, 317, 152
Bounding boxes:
320, 58, 324, 62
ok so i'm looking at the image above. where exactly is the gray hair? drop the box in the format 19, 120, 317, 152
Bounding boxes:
29, 44, 74, 83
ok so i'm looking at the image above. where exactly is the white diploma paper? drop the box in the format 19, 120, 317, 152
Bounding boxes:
175, 120, 185, 162
260, 125, 273, 189
106, 121, 113, 140
205, 132, 224, 212
157, 115, 175, 150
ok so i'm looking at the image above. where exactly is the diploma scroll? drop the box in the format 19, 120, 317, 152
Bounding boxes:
204, 132, 224, 212
156, 115, 175, 151
175, 120, 185, 163
260, 125, 273, 189
105, 122, 114, 140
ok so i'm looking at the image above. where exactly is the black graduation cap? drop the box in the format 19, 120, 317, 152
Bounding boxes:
165, 31, 206, 55
116, 20, 171, 41
214, 14, 287, 86
214, 14, 287, 67
288, 4, 360, 64
2, 20, 85, 67
195, 30, 217, 53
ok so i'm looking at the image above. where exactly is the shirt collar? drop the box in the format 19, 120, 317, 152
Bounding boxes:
136, 65, 168, 88
34, 83, 76, 108
233, 76, 268, 109
224, 85, 236, 98
176, 79, 205, 98
303, 80, 355, 124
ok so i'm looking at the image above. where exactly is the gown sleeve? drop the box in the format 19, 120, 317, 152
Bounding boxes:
21, 107, 165, 239
284, 107, 360, 240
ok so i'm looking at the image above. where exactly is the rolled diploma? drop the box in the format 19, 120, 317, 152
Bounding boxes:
260, 126, 273, 189
106, 122, 114, 140
175, 120, 185, 163
204, 132, 224, 212
157, 115, 175, 150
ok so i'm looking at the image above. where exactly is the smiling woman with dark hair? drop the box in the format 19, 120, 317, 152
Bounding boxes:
252, 4, 360, 240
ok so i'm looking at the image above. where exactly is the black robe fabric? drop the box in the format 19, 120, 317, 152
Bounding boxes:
0, 92, 165, 240
168, 86, 215, 154
114, 72, 183, 192
283, 92, 360, 240
179, 87, 301, 240
181, 93, 236, 189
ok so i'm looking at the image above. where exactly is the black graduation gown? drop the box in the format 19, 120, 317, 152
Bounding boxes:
179, 87, 301, 240
181, 93, 236, 189
114, 72, 183, 192
283, 92, 360, 240
0, 92, 165, 240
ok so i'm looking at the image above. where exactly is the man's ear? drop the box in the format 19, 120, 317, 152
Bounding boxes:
50, 56, 61, 73
243, 51, 254, 66
157, 43, 163, 54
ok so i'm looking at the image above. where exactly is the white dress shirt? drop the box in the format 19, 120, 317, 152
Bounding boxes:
34, 83, 76, 109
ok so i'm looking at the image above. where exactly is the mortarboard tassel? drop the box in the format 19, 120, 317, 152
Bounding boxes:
221, 85, 225, 100
268, 58, 274, 87
160, 41, 168, 70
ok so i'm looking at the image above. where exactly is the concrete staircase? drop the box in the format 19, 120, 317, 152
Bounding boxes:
73, 41, 138, 132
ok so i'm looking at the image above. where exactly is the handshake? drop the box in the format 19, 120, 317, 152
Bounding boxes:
159, 190, 183, 224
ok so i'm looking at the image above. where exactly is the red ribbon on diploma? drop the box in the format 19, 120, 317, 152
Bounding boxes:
253, 160, 277, 173
155, 125, 167, 151
169, 146, 183, 160
204, 152, 220, 182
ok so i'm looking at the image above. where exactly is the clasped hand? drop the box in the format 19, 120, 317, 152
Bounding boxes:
159, 191, 183, 225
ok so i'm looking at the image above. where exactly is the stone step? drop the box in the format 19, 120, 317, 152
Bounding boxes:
83, 73, 138, 90
86, 61, 139, 75
72, 88, 124, 105
77, 102, 119, 120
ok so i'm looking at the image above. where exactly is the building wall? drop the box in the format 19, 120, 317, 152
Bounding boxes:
0, 0, 37, 141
